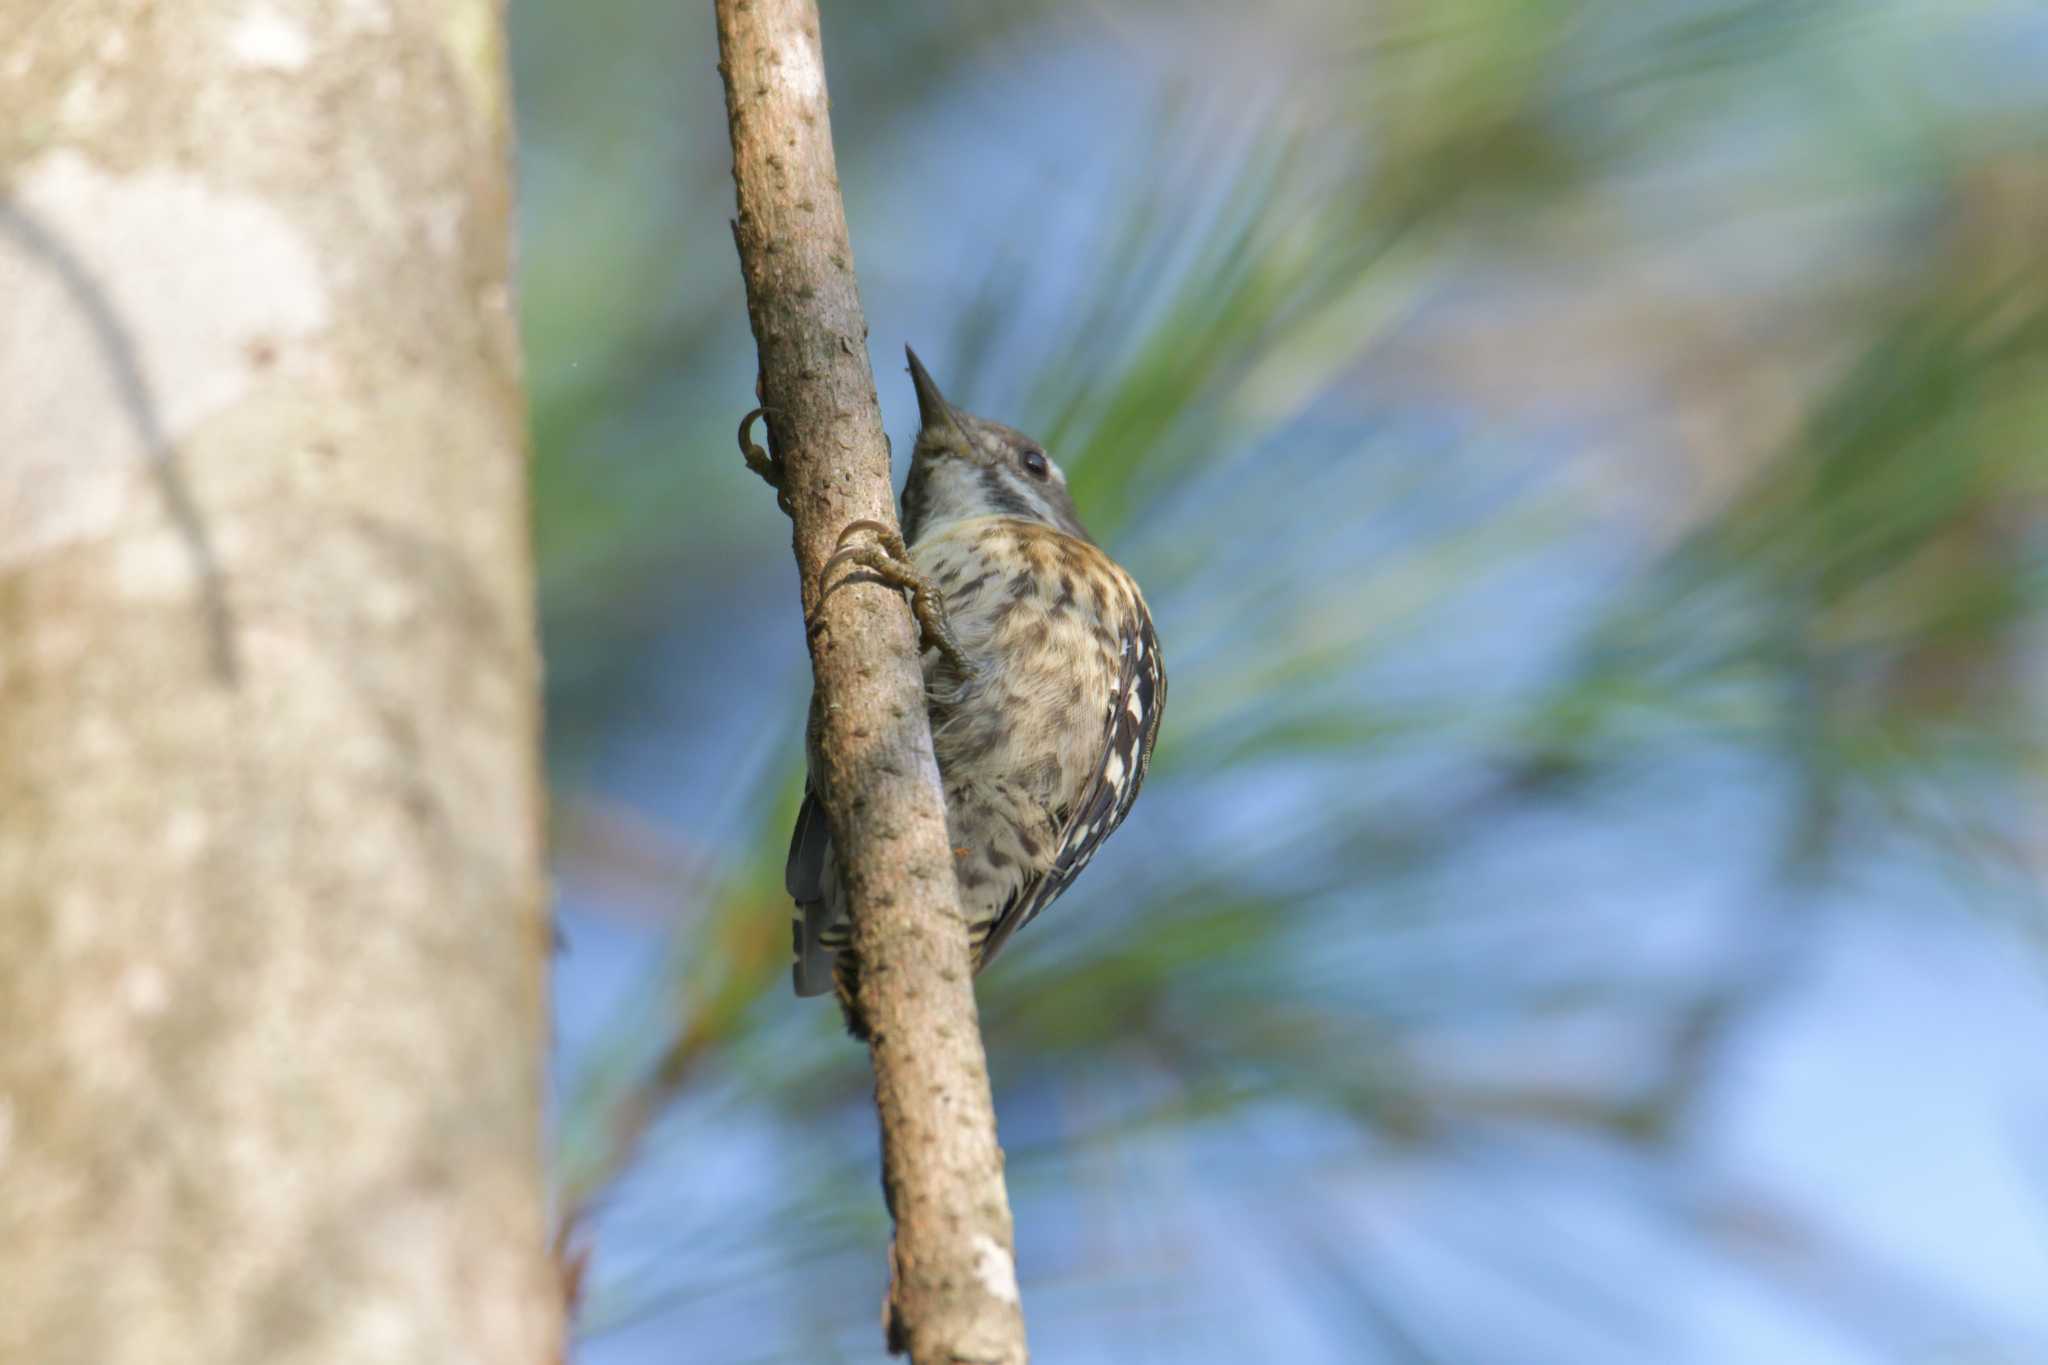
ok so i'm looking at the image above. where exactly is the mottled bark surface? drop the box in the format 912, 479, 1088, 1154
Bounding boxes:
0, 4, 557, 1364
713, 2, 1029, 1361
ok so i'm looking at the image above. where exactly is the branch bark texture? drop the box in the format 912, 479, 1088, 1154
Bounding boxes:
0, 4, 556, 1363
714, 3, 1029, 1361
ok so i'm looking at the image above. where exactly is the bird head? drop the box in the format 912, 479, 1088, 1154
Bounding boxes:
899, 346, 1090, 544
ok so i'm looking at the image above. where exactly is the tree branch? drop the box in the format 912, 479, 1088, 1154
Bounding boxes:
713, 3, 1029, 1362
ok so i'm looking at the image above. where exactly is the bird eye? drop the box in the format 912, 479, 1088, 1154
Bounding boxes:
1020, 447, 1050, 479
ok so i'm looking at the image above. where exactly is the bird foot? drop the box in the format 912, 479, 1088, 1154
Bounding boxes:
820, 520, 974, 679
737, 407, 793, 517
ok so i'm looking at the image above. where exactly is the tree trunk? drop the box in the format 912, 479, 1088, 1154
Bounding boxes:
0, 5, 558, 1364
715, 2, 1030, 1361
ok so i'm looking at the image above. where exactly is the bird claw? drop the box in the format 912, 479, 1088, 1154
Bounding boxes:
819, 520, 975, 680
738, 406, 793, 517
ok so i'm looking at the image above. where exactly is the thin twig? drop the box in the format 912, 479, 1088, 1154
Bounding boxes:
713, 3, 1029, 1361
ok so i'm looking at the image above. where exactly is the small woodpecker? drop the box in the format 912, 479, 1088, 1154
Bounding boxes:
749, 347, 1167, 1035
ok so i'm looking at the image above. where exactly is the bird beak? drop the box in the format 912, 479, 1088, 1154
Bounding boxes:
905, 345, 957, 433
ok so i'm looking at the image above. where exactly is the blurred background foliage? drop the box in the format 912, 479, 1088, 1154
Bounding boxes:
512, 1, 2048, 1360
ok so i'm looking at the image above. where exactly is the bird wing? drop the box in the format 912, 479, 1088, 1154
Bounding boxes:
973, 604, 1165, 971
785, 785, 841, 996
